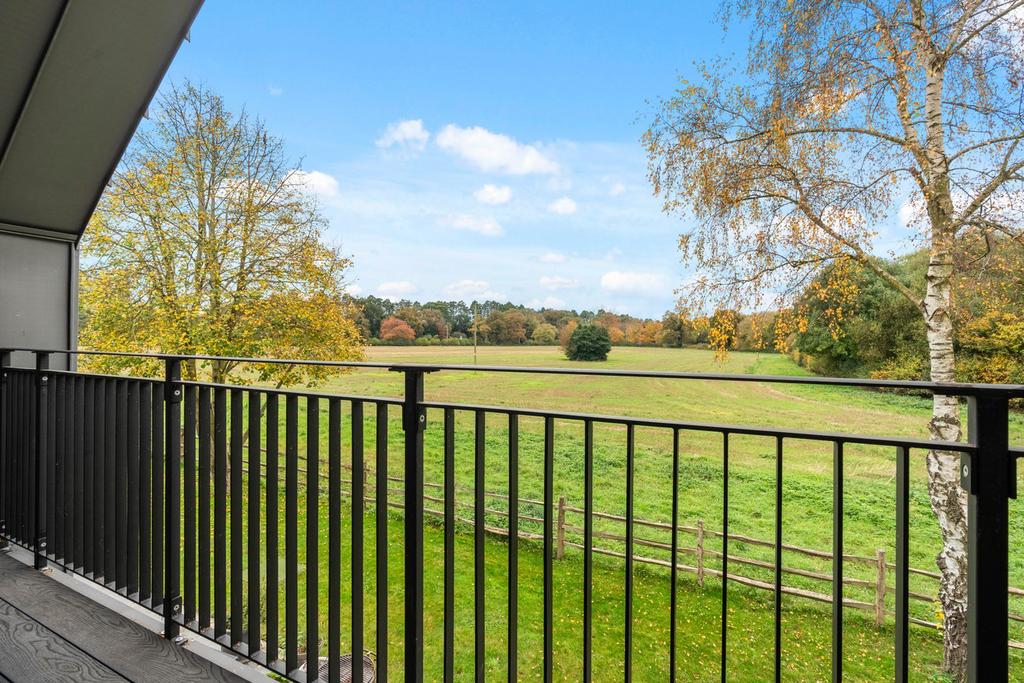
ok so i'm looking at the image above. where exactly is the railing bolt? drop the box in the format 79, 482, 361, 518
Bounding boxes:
962, 464, 969, 478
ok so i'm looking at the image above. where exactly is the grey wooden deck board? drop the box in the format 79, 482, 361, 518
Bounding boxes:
0, 599, 128, 682
0, 553, 248, 683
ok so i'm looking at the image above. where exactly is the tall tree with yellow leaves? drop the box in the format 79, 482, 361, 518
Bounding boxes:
645, 1, 1024, 676
80, 82, 363, 385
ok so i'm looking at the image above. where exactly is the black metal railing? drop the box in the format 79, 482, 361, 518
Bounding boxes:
0, 347, 1021, 682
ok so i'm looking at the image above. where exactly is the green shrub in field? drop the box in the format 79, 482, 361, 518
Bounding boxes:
565, 323, 612, 361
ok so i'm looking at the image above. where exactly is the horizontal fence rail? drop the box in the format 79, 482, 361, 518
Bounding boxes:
0, 348, 1021, 683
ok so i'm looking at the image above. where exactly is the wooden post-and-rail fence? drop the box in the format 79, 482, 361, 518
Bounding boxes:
243, 455, 1024, 647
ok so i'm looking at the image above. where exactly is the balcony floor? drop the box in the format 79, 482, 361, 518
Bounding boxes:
0, 551, 248, 683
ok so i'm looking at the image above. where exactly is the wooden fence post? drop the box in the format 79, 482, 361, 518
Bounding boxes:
875, 549, 886, 627
697, 518, 706, 587
556, 495, 566, 559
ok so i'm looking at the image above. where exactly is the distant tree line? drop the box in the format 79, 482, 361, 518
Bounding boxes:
351, 237, 1023, 385
349, 296, 705, 348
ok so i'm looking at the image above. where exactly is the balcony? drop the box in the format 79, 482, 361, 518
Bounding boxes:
0, 348, 1021, 682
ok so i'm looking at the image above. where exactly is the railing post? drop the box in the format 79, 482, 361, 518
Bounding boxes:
874, 549, 886, 627
0, 349, 9, 550
163, 357, 183, 641
33, 352, 50, 570
397, 367, 430, 682
963, 393, 1012, 682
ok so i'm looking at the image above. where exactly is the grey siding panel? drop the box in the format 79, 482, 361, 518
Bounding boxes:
0, 232, 73, 369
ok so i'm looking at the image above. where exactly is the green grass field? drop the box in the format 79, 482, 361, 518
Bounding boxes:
217, 345, 1024, 681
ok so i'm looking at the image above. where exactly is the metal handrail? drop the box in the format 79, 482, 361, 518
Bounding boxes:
6, 346, 1024, 397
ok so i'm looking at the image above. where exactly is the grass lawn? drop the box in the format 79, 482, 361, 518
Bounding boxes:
208, 345, 1024, 680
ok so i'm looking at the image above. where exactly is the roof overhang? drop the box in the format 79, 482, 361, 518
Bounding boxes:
0, 0, 203, 244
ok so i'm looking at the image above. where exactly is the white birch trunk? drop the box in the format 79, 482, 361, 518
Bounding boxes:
922, 57, 968, 680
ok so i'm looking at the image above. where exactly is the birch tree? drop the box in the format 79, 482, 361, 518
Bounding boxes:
644, 1, 1024, 676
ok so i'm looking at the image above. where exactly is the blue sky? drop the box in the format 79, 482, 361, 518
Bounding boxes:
159, 2, 745, 317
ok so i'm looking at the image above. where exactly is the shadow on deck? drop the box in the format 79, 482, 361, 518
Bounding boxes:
0, 551, 256, 682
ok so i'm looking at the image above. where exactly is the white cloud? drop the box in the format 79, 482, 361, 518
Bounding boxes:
539, 251, 566, 263
547, 197, 577, 215
528, 296, 567, 309
436, 124, 560, 175
473, 184, 512, 205
600, 270, 669, 295
539, 275, 579, 290
609, 181, 626, 197
268, 85, 284, 97
604, 247, 623, 261
288, 170, 340, 200
346, 284, 363, 296
445, 279, 506, 301
443, 214, 504, 237
377, 281, 417, 300
376, 119, 430, 151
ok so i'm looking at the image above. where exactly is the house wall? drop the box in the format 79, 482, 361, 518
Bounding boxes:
0, 231, 76, 369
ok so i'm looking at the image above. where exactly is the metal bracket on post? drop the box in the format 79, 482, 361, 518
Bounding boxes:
964, 393, 1012, 682
34, 352, 50, 570
389, 366, 436, 683
163, 357, 182, 641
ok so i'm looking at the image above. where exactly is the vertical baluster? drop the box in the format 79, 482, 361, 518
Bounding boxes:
583, 420, 593, 683
328, 397, 342, 683
0, 350, 8, 549
474, 410, 486, 683
669, 428, 680, 682
52, 373, 64, 562
184, 384, 197, 623
351, 400, 365, 683
543, 416, 554, 683
214, 388, 227, 640
306, 396, 320, 683
248, 391, 262, 655
508, 413, 519, 683
721, 432, 730, 683
894, 445, 909, 683
65, 374, 75, 566
624, 423, 634, 682
83, 378, 95, 577
74, 376, 85, 572
199, 387, 212, 630
374, 402, 388, 682
285, 394, 299, 674
832, 441, 844, 683
115, 379, 128, 589
151, 379, 164, 607
443, 407, 455, 683
230, 388, 244, 646
127, 382, 140, 596
139, 383, 152, 602
104, 378, 116, 582
774, 436, 783, 683
265, 393, 279, 664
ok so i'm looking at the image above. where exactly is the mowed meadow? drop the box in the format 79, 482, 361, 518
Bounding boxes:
215, 346, 1024, 681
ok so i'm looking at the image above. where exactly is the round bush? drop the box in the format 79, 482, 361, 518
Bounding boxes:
565, 324, 612, 361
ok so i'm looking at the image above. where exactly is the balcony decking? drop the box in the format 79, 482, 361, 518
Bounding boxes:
0, 551, 249, 683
